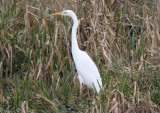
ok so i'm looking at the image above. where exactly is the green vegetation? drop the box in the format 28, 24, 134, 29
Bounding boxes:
0, 0, 160, 112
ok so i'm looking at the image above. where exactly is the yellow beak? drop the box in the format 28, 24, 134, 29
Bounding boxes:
51, 12, 63, 16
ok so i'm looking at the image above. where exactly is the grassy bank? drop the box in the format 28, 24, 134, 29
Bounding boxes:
0, 0, 160, 112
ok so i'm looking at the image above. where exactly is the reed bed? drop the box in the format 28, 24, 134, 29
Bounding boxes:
0, 0, 160, 112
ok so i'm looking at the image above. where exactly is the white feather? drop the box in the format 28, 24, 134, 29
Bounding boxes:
74, 50, 102, 93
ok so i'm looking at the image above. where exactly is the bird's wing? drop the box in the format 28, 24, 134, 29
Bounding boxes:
74, 50, 102, 88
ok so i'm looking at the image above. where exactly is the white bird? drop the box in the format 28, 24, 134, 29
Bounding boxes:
51, 10, 102, 93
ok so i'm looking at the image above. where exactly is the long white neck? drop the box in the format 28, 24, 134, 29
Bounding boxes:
71, 15, 79, 55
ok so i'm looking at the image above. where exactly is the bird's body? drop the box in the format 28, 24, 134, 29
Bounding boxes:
51, 10, 102, 93
73, 50, 102, 93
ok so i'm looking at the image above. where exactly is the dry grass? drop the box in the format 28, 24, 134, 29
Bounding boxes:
0, 0, 160, 112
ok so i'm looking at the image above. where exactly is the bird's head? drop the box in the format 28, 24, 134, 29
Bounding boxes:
51, 10, 77, 20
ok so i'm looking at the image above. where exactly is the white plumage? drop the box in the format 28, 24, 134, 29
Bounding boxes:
51, 10, 102, 93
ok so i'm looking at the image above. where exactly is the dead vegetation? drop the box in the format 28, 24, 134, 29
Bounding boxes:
0, 0, 160, 112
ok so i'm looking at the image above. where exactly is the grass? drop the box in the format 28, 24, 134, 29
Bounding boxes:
0, 0, 160, 112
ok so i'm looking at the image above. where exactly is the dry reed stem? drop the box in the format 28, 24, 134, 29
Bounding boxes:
36, 93, 57, 111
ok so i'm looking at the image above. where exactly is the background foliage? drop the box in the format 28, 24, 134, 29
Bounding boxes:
0, 0, 160, 112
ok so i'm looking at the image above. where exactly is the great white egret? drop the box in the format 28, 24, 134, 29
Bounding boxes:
51, 10, 102, 93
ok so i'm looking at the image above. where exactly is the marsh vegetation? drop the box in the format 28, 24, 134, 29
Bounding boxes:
0, 0, 160, 112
